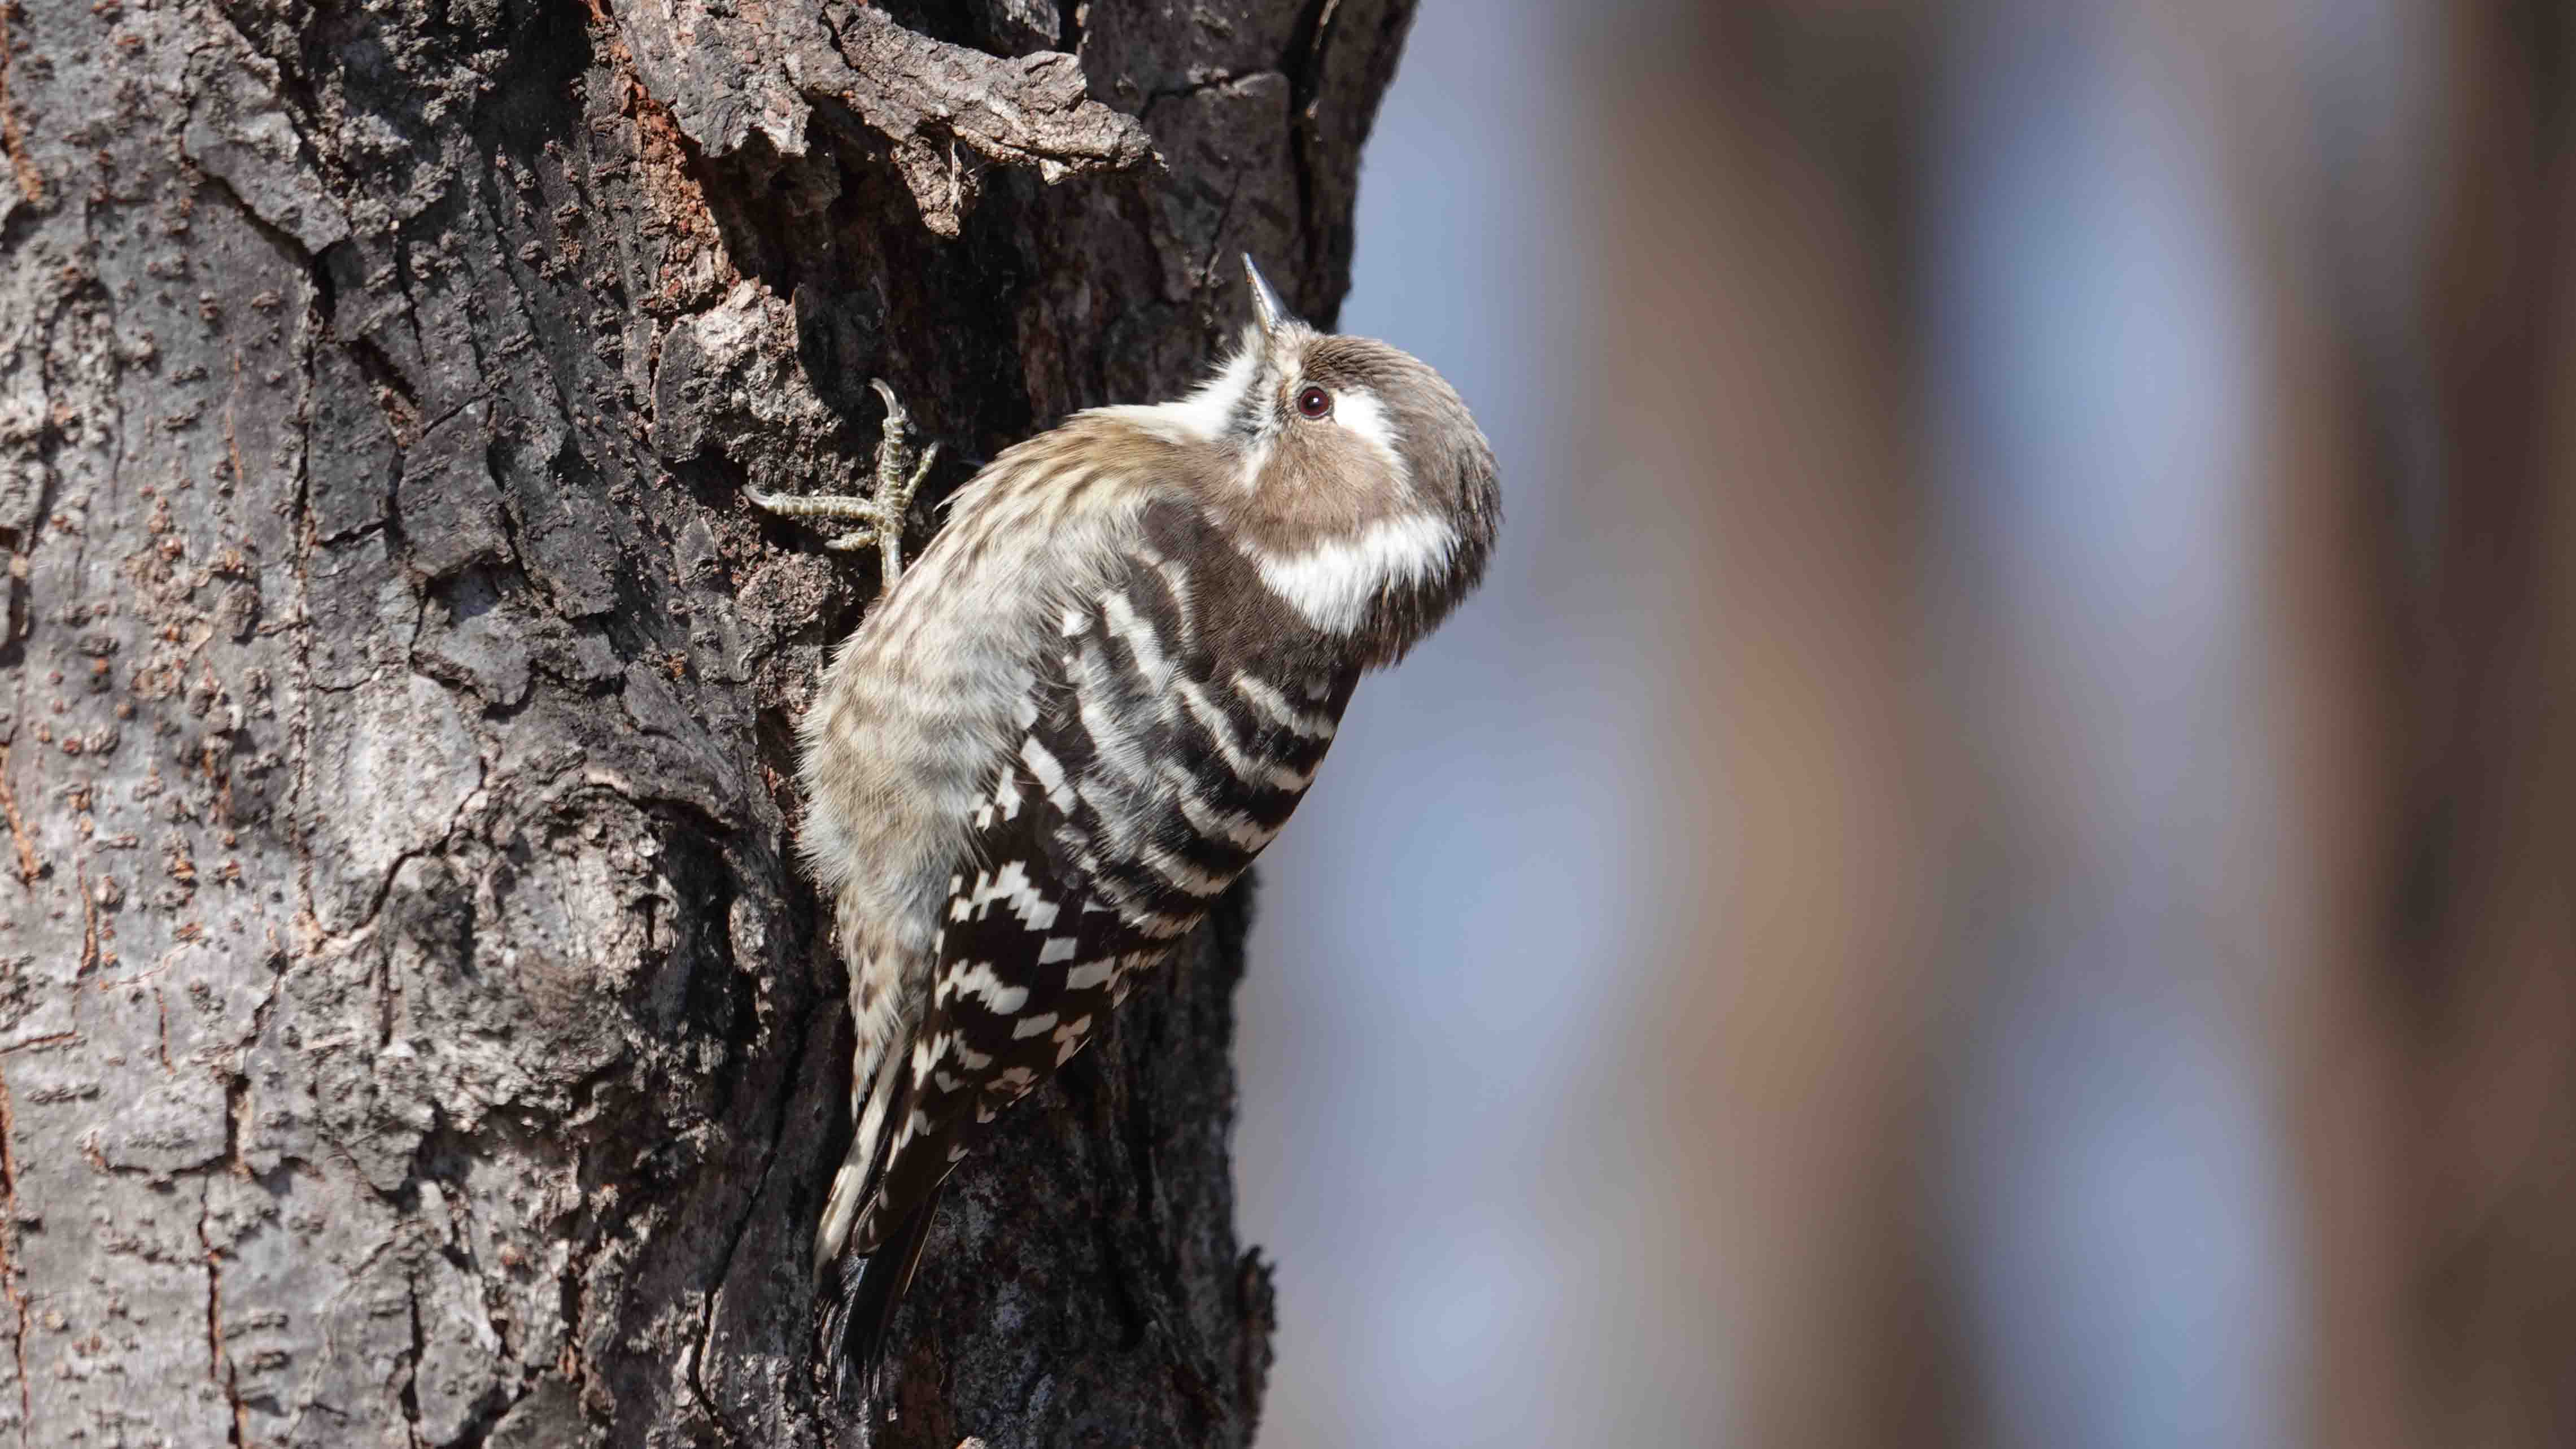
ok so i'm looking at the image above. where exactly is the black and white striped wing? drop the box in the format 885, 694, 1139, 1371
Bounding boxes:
845, 500, 1357, 1258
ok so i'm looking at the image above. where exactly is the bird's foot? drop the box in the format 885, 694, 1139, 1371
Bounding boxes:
746, 378, 939, 595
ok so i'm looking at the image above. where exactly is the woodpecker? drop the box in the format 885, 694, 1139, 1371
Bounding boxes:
756, 257, 1500, 1385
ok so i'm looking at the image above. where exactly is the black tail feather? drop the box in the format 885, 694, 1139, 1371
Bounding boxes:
819, 1185, 946, 1394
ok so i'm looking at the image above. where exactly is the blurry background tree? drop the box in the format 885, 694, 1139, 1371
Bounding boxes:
1242, 2, 2576, 1447
0, 1, 1410, 1445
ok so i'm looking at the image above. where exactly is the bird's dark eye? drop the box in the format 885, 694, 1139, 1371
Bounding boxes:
1295, 385, 1333, 420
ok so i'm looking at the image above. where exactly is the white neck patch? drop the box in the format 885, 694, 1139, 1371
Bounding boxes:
1249, 513, 1459, 635
1085, 332, 1263, 445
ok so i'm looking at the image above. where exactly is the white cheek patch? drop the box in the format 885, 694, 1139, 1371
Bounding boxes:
1250, 513, 1460, 635
1328, 389, 1410, 490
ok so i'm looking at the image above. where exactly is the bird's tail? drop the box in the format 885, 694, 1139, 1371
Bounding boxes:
816, 1184, 945, 1393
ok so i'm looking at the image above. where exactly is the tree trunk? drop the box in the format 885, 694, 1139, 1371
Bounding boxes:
0, 1, 1412, 1444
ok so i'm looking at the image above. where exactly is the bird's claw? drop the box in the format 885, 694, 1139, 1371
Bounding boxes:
747, 378, 936, 595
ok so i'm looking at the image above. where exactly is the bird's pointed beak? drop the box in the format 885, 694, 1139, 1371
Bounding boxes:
1243, 255, 1295, 337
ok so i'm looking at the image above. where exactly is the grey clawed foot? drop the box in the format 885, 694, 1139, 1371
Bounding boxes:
745, 378, 940, 596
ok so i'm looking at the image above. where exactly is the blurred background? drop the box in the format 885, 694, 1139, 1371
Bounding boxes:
1234, 1, 2576, 1445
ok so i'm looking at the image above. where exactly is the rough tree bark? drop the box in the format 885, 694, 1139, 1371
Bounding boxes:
0, 0, 1413, 1443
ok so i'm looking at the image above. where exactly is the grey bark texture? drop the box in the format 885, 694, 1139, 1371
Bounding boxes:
0, 0, 1415, 1444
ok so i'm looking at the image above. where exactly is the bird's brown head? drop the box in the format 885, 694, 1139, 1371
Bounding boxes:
1149, 257, 1501, 666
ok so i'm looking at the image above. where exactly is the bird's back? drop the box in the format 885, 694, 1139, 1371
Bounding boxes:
802, 424, 1366, 1378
